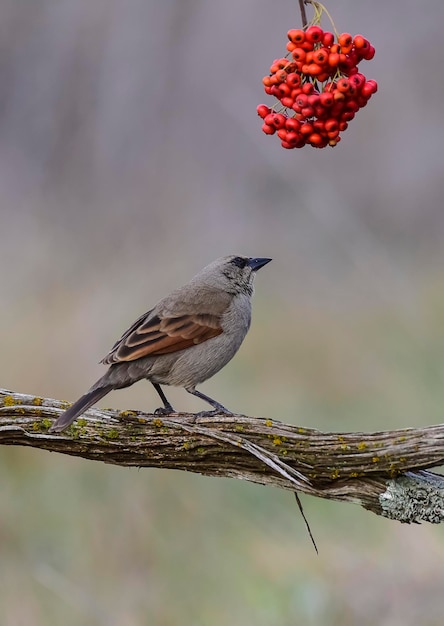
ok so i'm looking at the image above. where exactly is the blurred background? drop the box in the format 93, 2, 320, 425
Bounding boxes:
1, 0, 444, 624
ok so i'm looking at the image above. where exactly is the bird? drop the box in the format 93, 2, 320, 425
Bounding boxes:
49, 255, 271, 432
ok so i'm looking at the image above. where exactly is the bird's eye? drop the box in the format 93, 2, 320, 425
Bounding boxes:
231, 257, 248, 269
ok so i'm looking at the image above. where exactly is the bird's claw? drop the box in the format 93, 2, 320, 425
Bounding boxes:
154, 406, 175, 415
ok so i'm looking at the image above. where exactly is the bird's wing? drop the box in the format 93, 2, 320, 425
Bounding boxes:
101, 310, 224, 364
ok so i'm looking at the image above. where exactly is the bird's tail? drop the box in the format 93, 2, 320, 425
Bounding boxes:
49, 385, 113, 433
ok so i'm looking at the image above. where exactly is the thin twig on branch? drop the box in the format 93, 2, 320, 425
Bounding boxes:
1, 388, 444, 525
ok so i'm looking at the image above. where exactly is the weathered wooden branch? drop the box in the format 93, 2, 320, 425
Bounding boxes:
1, 388, 444, 525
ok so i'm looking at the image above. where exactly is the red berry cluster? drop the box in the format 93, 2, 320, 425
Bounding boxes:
257, 25, 377, 149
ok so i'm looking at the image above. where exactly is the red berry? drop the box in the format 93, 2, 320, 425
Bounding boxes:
345, 99, 359, 113
301, 106, 314, 118
271, 58, 288, 72
360, 80, 377, 99
287, 73, 301, 88
305, 25, 324, 44
292, 48, 306, 62
346, 65, 359, 77
301, 40, 315, 52
327, 129, 339, 139
261, 123, 275, 135
338, 33, 353, 48
256, 104, 271, 119
353, 35, 368, 49
301, 83, 314, 95
338, 58, 356, 75
349, 73, 366, 90
285, 118, 301, 131
300, 122, 314, 135
286, 131, 300, 143
295, 93, 308, 108
314, 105, 326, 119
361, 45, 375, 60
324, 119, 338, 132
275, 69, 288, 83
281, 97, 294, 108
322, 31, 335, 47
331, 102, 344, 116
313, 48, 329, 65
307, 93, 319, 107
276, 83, 291, 97
319, 92, 334, 107
336, 78, 351, 93
333, 90, 346, 102
308, 63, 323, 76
348, 84, 357, 96
286, 132, 305, 148
328, 53, 340, 68
271, 113, 286, 129
287, 29, 305, 44
308, 132, 326, 147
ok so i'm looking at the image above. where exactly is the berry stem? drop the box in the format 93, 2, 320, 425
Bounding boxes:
306, 1, 340, 37
298, 0, 308, 28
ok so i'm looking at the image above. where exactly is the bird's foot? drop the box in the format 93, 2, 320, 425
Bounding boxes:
154, 405, 175, 415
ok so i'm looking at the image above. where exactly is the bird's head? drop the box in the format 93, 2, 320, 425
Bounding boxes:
193, 255, 272, 296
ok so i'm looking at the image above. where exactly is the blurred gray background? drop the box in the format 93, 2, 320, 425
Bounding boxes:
2, 1, 444, 624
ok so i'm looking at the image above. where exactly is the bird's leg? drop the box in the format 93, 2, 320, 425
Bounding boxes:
152, 382, 175, 414
185, 387, 234, 416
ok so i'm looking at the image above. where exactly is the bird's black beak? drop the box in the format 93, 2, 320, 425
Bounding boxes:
248, 257, 272, 271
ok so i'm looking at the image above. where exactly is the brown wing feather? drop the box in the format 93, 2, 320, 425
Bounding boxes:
101, 311, 223, 365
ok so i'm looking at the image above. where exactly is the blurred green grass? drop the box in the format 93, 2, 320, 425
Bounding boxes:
2, 272, 444, 625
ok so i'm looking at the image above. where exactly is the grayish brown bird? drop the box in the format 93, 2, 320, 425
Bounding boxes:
49, 255, 271, 432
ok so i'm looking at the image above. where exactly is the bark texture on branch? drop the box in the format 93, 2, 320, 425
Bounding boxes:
1, 388, 444, 524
